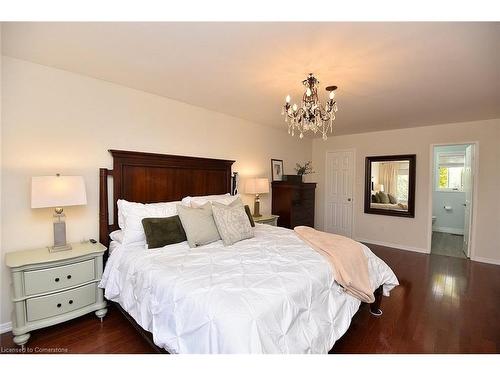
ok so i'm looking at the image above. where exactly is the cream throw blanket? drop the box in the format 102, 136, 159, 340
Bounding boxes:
294, 226, 374, 303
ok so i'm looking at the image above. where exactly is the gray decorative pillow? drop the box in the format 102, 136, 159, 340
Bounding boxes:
212, 200, 254, 246
378, 191, 390, 204
176, 203, 221, 248
388, 193, 398, 204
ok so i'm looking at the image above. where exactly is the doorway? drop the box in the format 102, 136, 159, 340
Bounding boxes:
430, 143, 475, 258
325, 150, 355, 237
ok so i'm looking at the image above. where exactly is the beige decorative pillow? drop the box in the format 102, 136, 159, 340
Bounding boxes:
212, 200, 254, 246
176, 202, 221, 248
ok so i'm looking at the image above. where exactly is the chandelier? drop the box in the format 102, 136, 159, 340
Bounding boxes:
281, 73, 338, 140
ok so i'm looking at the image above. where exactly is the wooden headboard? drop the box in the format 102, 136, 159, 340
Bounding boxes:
99, 149, 235, 247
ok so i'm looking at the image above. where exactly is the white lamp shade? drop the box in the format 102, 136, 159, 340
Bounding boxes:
31, 176, 87, 209
378, 184, 385, 192
244, 178, 270, 195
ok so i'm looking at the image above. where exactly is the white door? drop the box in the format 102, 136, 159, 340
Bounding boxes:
463, 145, 474, 257
325, 151, 355, 237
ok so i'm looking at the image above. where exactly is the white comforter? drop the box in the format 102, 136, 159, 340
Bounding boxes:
100, 224, 398, 354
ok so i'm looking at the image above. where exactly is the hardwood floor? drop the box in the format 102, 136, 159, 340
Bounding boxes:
1, 244, 499, 354
431, 231, 467, 259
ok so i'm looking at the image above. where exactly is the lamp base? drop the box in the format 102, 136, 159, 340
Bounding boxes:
253, 196, 262, 217
51, 215, 71, 252
48, 244, 73, 253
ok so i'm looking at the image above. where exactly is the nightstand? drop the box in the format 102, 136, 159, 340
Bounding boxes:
253, 214, 279, 226
5, 241, 108, 347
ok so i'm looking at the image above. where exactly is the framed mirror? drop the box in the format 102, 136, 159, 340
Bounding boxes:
364, 154, 416, 218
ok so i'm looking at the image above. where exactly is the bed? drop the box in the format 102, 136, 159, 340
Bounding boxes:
370, 202, 408, 211
98, 150, 398, 354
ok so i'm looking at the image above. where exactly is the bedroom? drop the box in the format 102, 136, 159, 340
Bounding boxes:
1, 1, 499, 373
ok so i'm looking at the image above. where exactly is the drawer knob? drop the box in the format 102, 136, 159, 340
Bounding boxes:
57, 303, 62, 308
55, 277, 60, 282
67, 275, 72, 280
69, 300, 74, 305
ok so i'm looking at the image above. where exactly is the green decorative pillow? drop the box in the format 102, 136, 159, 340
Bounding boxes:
141, 215, 187, 249
374, 192, 381, 203
244, 205, 255, 227
388, 193, 397, 204
378, 191, 390, 204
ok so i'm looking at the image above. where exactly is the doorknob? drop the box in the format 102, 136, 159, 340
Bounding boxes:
347, 198, 352, 202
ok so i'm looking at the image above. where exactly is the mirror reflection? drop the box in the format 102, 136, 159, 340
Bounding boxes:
370, 160, 409, 212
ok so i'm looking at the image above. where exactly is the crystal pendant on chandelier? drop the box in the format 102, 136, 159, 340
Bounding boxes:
282, 73, 338, 140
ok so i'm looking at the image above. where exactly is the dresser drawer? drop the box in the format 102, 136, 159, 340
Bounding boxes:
24, 259, 95, 296
292, 188, 315, 201
26, 283, 96, 322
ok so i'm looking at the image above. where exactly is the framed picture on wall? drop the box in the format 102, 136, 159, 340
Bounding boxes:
271, 159, 284, 181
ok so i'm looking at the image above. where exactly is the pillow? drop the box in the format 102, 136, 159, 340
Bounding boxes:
378, 191, 390, 204
118, 199, 180, 245
192, 197, 255, 228
388, 194, 398, 204
109, 230, 124, 243
244, 205, 255, 227
177, 203, 221, 248
373, 193, 381, 203
212, 201, 254, 246
182, 194, 239, 207
141, 216, 187, 249
117, 199, 180, 230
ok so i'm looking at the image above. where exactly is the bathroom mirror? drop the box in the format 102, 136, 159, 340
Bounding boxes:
364, 155, 416, 218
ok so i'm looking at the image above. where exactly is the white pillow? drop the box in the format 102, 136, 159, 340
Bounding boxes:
117, 199, 180, 244
109, 230, 124, 243
117, 199, 179, 229
182, 193, 239, 207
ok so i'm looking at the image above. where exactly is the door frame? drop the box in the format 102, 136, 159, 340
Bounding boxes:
427, 141, 479, 259
324, 149, 357, 238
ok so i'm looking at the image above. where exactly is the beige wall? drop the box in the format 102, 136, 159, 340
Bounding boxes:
312, 119, 500, 263
0, 57, 312, 326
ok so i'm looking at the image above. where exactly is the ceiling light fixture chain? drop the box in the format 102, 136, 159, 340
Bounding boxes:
281, 73, 338, 140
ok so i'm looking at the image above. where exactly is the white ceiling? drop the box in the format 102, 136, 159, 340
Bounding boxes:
2, 22, 499, 135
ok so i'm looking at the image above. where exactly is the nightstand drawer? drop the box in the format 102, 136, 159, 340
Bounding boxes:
26, 283, 96, 322
257, 218, 277, 226
24, 259, 95, 296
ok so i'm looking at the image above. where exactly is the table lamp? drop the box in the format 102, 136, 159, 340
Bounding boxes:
244, 178, 269, 217
31, 174, 87, 252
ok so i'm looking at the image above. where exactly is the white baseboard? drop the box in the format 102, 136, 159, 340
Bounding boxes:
0, 321, 12, 334
471, 256, 500, 266
355, 237, 429, 254
432, 226, 464, 235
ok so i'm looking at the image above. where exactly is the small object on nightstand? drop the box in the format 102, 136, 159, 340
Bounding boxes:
5, 241, 108, 347
244, 177, 270, 217
253, 214, 279, 226
31, 175, 87, 252
89, 238, 97, 244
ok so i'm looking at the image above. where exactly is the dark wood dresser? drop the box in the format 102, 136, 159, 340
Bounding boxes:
271, 181, 316, 229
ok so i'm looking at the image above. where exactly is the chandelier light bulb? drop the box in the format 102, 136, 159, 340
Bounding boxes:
329, 91, 335, 100
292, 103, 298, 112
306, 88, 312, 96
286, 95, 291, 103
